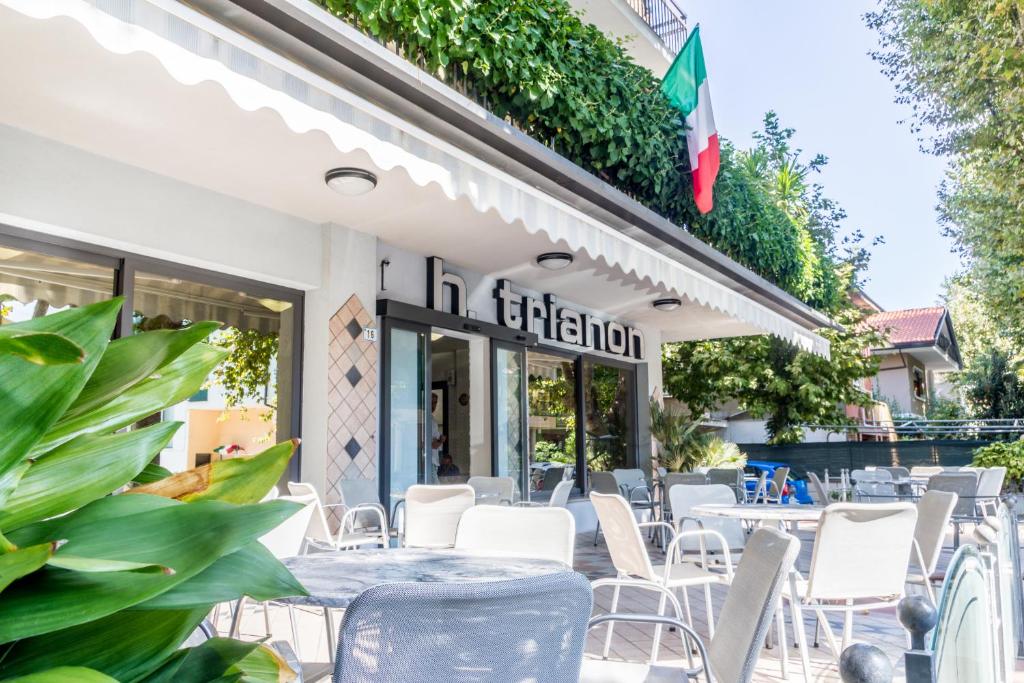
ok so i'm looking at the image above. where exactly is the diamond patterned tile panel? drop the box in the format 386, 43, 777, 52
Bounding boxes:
327, 295, 379, 524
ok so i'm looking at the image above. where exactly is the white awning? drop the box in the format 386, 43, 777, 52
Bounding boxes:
0, 0, 830, 357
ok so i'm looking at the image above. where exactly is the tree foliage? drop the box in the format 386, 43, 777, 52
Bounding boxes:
314, 0, 845, 307
866, 0, 1024, 345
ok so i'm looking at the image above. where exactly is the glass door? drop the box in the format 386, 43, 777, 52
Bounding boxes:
382, 319, 430, 508
492, 341, 528, 501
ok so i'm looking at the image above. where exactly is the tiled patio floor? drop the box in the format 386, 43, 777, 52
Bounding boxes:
231, 522, 1022, 682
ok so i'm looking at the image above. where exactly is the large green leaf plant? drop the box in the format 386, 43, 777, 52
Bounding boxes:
0, 299, 306, 682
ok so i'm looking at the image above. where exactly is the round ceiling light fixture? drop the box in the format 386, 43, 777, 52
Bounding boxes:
325, 167, 378, 196
652, 298, 682, 312
536, 252, 574, 270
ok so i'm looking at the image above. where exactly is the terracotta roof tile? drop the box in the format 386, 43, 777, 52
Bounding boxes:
865, 307, 946, 346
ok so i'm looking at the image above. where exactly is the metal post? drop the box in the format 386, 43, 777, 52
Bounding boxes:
898, 596, 938, 683
1004, 494, 1024, 657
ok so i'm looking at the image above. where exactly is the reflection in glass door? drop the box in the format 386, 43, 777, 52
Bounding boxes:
493, 342, 527, 500
383, 321, 428, 507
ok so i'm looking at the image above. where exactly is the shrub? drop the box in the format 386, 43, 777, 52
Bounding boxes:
0, 299, 303, 680
971, 440, 1024, 492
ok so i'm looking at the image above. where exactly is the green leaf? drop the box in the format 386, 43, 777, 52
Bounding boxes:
231, 643, 296, 683
0, 461, 29, 509
139, 541, 306, 609
0, 330, 84, 366
64, 322, 220, 419
2, 667, 119, 682
0, 422, 181, 531
0, 542, 54, 594
0, 497, 300, 642
139, 638, 264, 683
0, 299, 122, 478
0, 607, 208, 681
32, 343, 227, 456
46, 554, 168, 574
132, 440, 297, 504
133, 462, 174, 485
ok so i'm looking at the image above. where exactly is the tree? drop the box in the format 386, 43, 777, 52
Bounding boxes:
960, 348, 1024, 421
866, 0, 1024, 345
664, 308, 883, 444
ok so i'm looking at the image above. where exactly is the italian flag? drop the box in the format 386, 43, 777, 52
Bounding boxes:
661, 27, 720, 214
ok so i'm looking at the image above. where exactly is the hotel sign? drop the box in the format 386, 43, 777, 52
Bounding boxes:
427, 257, 644, 360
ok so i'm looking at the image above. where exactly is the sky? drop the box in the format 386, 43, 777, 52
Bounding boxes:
682, 0, 961, 311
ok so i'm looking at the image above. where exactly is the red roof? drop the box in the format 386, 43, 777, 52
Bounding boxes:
865, 307, 946, 346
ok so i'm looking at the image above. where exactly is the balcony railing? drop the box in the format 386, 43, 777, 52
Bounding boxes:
624, 0, 688, 54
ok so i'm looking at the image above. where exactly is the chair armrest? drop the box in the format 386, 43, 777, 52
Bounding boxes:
638, 521, 677, 541
513, 501, 544, 507
339, 504, 388, 540
667, 529, 735, 579
305, 536, 336, 553
587, 613, 708, 680
628, 485, 653, 504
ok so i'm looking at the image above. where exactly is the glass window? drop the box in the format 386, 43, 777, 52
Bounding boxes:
0, 244, 114, 323
132, 271, 297, 473
527, 351, 577, 498
494, 344, 525, 496
387, 324, 426, 504
583, 359, 636, 473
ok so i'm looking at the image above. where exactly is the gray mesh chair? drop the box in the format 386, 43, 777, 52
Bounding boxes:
927, 472, 979, 546
581, 527, 800, 683
331, 573, 593, 683
707, 468, 743, 502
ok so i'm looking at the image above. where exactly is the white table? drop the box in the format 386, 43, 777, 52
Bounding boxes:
280, 548, 570, 608
690, 503, 826, 525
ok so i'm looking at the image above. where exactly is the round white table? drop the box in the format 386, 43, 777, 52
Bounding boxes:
690, 503, 826, 524
280, 548, 570, 608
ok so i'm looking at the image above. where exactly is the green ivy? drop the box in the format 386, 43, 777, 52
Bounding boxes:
313, 0, 845, 308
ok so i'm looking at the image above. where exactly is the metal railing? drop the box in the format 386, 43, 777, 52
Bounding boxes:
623, 0, 688, 54
805, 418, 1024, 439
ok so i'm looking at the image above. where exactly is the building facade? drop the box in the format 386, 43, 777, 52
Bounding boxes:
0, 0, 831, 516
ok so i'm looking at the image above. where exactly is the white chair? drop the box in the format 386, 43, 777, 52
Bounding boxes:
808, 472, 830, 505
910, 465, 944, 478
854, 480, 897, 503
907, 490, 958, 603
781, 502, 918, 666
746, 470, 768, 503
517, 479, 573, 509
765, 466, 790, 504
928, 471, 980, 546
668, 484, 745, 558
403, 484, 475, 548
976, 466, 1006, 515
286, 482, 388, 552
228, 496, 316, 648
590, 492, 733, 661
467, 476, 516, 505
581, 527, 801, 683
454, 505, 575, 565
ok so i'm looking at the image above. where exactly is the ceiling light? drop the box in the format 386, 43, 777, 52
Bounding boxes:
325, 167, 378, 196
653, 298, 682, 312
536, 252, 573, 270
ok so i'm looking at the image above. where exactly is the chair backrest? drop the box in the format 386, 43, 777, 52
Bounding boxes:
771, 466, 790, 490
258, 495, 317, 559
338, 479, 383, 529
850, 469, 892, 483
881, 466, 911, 480
708, 528, 800, 683
589, 471, 620, 495
910, 465, 944, 478
805, 503, 918, 601
589, 492, 656, 581
287, 481, 332, 544
404, 485, 476, 549
455, 506, 576, 565
854, 480, 896, 502
668, 484, 746, 552
541, 466, 568, 491
915, 490, 958, 576
927, 473, 979, 517
548, 479, 574, 508
977, 467, 1006, 499
468, 476, 516, 504
612, 468, 647, 489
664, 472, 707, 492
333, 574, 592, 683
808, 472, 829, 505
707, 468, 744, 498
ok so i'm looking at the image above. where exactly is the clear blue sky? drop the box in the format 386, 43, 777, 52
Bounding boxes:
682, 0, 960, 310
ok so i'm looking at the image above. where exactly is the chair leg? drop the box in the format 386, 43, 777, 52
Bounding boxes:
816, 608, 842, 659
788, 594, 812, 683
703, 582, 716, 640
841, 601, 854, 652
229, 597, 245, 638
593, 521, 602, 547
651, 590, 668, 664
288, 605, 302, 661
776, 606, 789, 680
262, 601, 272, 638
602, 583, 622, 659
325, 607, 337, 663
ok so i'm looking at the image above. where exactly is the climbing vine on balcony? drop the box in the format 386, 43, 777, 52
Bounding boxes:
314, 0, 848, 312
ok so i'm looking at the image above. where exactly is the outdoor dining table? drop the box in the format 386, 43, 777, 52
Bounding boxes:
690, 502, 826, 528
279, 547, 571, 609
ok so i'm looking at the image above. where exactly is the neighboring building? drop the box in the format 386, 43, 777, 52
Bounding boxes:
567, 0, 687, 70
863, 305, 962, 418
0, 0, 831, 528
